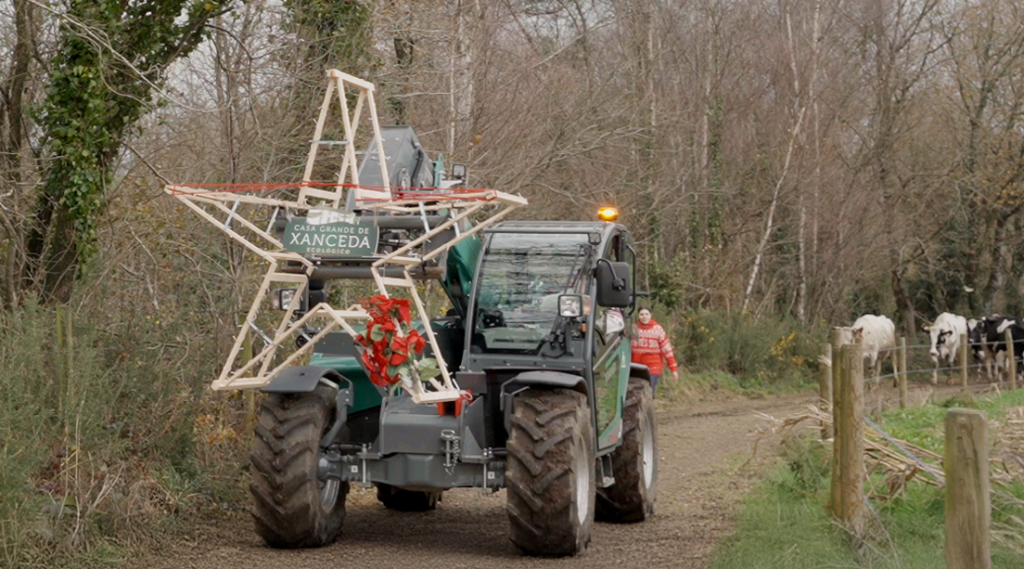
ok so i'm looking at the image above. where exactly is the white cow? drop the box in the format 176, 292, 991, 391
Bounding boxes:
923, 312, 968, 385
832, 314, 898, 385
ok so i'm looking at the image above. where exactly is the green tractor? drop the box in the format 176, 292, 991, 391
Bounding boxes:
168, 70, 656, 556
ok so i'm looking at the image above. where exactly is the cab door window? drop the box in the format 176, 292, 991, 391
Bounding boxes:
593, 232, 624, 434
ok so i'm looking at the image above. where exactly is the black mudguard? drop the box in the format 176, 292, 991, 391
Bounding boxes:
629, 363, 652, 385
500, 370, 587, 435
261, 366, 345, 393
261, 366, 352, 448
508, 370, 586, 390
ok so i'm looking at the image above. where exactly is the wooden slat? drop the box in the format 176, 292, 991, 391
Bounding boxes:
179, 191, 300, 209
205, 199, 284, 249
336, 77, 360, 196
263, 320, 342, 380
212, 376, 267, 390
409, 390, 462, 404
378, 276, 413, 288
421, 203, 521, 262
300, 187, 344, 200
366, 90, 390, 199
328, 69, 375, 91
216, 266, 276, 383
408, 272, 454, 388
374, 202, 487, 266
332, 310, 370, 319
379, 256, 421, 265
266, 272, 309, 284
354, 188, 391, 201
301, 76, 336, 190
177, 196, 275, 265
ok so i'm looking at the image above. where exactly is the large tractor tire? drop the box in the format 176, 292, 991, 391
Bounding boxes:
375, 484, 442, 511
250, 385, 348, 548
596, 378, 657, 522
506, 388, 596, 556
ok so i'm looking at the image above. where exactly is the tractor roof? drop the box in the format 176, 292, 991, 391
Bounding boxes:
487, 220, 627, 236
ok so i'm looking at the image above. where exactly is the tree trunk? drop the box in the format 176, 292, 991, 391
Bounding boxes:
447, 0, 472, 161
0, 0, 36, 307
891, 262, 915, 338
742, 106, 805, 313
798, 190, 807, 322
983, 213, 1010, 312
40, 209, 77, 305
392, 34, 415, 123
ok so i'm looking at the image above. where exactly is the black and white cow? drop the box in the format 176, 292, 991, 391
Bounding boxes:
923, 312, 968, 385
967, 318, 994, 380
982, 315, 1024, 383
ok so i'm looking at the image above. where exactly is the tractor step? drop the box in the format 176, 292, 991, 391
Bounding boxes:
598, 454, 616, 488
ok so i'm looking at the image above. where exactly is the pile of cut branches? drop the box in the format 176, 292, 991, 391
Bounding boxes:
754, 404, 1024, 499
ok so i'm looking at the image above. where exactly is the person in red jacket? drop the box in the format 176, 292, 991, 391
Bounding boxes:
631, 307, 679, 395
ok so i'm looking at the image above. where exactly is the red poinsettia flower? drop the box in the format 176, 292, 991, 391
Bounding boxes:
397, 302, 412, 324
354, 294, 432, 387
390, 351, 408, 366
406, 329, 427, 354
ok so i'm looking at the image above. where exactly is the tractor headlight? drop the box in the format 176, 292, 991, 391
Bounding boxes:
558, 295, 582, 318
271, 288, 297, 310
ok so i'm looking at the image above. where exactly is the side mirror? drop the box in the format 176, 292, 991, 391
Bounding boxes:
604, 309, 625, 337
596, 260, 631, 308
271, 288, 299, 311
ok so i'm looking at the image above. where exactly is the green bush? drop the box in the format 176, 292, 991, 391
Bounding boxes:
670, 310, 823, 388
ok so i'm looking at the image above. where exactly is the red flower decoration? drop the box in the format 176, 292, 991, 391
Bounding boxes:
354, 295, 426, 387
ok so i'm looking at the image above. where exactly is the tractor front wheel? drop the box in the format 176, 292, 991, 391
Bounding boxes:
596, 378, 657, 522
249, 385, 348, 548
506, 388, 595, 556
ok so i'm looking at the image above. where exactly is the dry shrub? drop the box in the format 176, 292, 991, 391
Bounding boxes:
0, 294, 251, 567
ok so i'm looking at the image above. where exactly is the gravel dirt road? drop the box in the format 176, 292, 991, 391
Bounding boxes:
144, 394, 812, 569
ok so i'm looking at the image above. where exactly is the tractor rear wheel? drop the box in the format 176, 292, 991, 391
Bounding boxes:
250, 385, 347, 548
596, 379, 656, 522
375, 484, 442, 511
506, 388, 595, 556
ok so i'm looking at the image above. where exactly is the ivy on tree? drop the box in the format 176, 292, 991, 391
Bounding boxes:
27, 0, 232, 303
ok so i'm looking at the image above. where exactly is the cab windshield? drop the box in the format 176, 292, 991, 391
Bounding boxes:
471, 232, 591, 353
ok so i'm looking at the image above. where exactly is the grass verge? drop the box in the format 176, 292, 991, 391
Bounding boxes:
711, 388, 1024, 568
658, 369, 816, 404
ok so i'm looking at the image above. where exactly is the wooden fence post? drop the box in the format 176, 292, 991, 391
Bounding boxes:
960, 333, 969, 390
820, 343, 832, 440
1006, 329, 1016, 391
899, 337, 908, 409
944, 409, 990, 569
838, 342, 865, 533
829, 328, 845, 516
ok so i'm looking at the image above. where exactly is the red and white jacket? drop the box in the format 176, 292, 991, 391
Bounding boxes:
631, 320, 678, 376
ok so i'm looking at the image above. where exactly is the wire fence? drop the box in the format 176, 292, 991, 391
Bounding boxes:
820, 332, 1024, 562
831, 333, 1021, 387
872, 337, 1020, 354
870, 362, 991, 383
